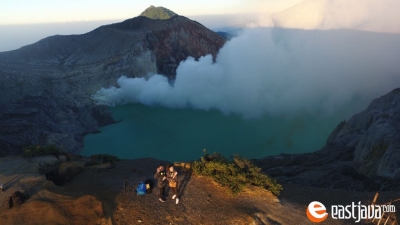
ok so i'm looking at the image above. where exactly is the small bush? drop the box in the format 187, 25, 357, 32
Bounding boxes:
192, 151, 283, 196
22, 145, 63, 158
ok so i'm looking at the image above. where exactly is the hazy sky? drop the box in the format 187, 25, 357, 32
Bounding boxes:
0, 0, 302, 25
1, 0, 399, 52
272, 0, 400, 34
0, 0, 304, 52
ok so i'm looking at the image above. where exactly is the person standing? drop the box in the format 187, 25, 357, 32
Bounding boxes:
154, 164, 167, 202
167, 165, 179, 204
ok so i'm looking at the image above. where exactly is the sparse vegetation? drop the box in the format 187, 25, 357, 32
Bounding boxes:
22, 145, 64, 157
140, 5, 177, 20
192, 150, 283, 196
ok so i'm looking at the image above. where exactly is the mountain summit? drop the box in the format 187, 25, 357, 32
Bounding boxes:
0, 6, 225, 155
140, 5, 178, 20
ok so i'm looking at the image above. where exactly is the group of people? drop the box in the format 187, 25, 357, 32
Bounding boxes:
154, 164, 179, 204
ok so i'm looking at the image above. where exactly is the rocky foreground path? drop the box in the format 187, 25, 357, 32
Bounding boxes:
0, 155, 398, 225
0, 156, 109, 224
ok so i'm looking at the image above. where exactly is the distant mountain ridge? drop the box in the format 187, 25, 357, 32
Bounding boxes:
0, 6, 225, 155
140, 5, 178, 20
216, 31, 236, 40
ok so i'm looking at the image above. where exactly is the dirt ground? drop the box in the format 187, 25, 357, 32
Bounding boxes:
113, 170, 399, 225
56, 158, 400, 225
0, 156, 398, 225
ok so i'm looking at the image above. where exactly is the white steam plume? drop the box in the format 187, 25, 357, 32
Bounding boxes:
93, 27, 400, 118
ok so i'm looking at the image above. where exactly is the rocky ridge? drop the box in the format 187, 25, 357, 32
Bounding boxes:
0, 7, 226, 155
254, 88, 400, 192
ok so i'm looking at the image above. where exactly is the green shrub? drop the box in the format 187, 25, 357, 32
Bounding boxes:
22, 145, 63, 158
192, 151, 283, 196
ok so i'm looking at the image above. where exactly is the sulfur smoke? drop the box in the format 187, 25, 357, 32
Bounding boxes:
93, 27, 400, 118
93, 0, 400, 118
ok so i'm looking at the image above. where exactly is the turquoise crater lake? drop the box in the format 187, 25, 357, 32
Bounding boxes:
81, 103, 345, 162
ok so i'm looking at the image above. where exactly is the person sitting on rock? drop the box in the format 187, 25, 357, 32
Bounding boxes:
154, 164, 167, 202
167, 165, 179, 204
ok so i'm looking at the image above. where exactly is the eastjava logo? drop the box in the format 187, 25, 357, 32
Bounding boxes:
307, 201, 329, 223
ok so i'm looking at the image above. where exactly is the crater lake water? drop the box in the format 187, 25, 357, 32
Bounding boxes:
81, 103, 352, 162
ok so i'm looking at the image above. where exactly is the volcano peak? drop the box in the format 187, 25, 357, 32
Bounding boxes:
139, 5, 178, 20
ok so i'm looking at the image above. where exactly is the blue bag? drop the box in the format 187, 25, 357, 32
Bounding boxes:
136, 182, 147, 195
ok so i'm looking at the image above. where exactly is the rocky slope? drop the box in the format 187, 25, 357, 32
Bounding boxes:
326, 88, 400, 178
3, 155, 397, 225
254, 88, 400, 192
0, 155, 111, 224
0, 7, 226, 155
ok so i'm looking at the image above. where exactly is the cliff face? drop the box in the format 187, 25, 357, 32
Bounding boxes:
255, 88, 400, 191
326, 88, 400, 178
107, 16, 225, 77
0, 12, 225, 155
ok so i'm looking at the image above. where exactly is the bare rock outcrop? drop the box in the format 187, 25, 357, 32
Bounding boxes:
255, 88, 400, 191
326, 88, 400, 178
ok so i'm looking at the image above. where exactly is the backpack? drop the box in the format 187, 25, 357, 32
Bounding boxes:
3, 191, 28, 209
136, 182, 147, 195
144, 179, 153, 194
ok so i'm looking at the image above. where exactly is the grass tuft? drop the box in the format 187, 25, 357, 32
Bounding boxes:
192, 150, 283, 196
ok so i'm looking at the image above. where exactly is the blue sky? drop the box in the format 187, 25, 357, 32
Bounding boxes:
0, 0, 303, 24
